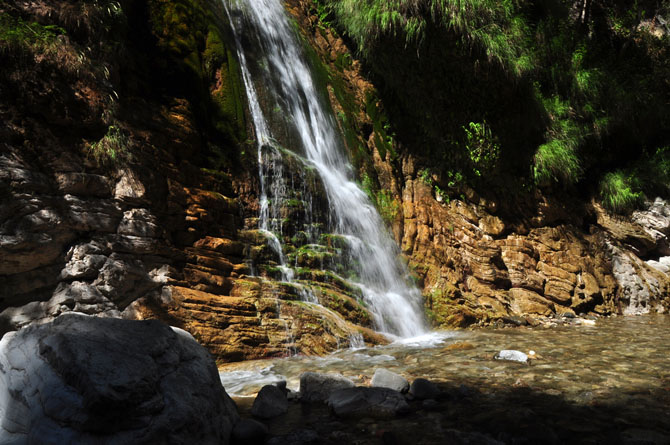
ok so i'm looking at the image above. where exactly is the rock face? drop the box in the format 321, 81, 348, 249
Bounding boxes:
286, 0, 670, 329
2, 0, 670, 372
0, 313, 239, 444
0, 0, 378, 364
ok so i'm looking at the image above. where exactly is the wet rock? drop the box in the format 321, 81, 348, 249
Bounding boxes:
0, 313, 239, 443
232, 418, 268, 444
371, 368, 409, 393
251, 384, 288, 419
327, 387, 409, 419
409, 378, 440, 400
494, 350, 531, 364
300, 372, 355, 402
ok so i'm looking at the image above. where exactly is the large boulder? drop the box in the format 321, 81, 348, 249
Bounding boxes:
0, 313, 239, 444
251, 385, 288, 419
299, 372, 354, 402
371, 368, 409, 393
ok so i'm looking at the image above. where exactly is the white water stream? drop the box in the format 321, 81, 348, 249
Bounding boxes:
224, 0, 426, 337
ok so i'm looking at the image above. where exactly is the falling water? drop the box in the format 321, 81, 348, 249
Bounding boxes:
224, 0, 426, 337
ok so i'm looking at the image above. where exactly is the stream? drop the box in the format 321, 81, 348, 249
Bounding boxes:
220, 315, 670, 443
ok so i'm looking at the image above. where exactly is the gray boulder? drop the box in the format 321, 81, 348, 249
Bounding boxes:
409, 378, 441, 400
327, 387, 409, 419
0, 313, 239, 444
371, 368, 409, 393
299, 372, 354, 402
251, 384, 288, 419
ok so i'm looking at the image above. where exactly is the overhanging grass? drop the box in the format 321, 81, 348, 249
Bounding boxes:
327, 0, 533, 76
599, 170, 644, 213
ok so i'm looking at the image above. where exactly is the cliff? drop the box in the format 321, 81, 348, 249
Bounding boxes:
1, 0, 669, 364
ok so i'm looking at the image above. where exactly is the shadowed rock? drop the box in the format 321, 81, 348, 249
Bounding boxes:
0, 313, 239, 444
299, 372, 355, 402
327, 387, 409, 419
251, 385, 288, 419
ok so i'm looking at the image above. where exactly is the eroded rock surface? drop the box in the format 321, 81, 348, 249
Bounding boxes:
0, 313, 239, 444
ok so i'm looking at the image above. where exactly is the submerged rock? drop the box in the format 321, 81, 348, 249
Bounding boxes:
299, 372, 355, 402
327, 387, 409, 419
0, 313, 239, 444
371, 368, 410, 393
251, 384, 289, 419
409, 378, 441, 400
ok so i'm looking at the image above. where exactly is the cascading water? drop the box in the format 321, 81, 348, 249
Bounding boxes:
225, 0, 426, 337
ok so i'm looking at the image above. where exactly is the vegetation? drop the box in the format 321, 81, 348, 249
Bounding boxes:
599, 171, 644, 213
87, 125, 132, 165
0, 13, 66, 53
314, 0, 670, 213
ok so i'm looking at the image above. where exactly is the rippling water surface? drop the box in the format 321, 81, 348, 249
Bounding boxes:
220, 315, 670, 408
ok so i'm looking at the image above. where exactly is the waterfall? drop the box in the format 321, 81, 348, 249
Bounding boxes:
224, 0, 426, 337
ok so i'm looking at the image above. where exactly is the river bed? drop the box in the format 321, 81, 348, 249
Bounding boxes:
220, 315, 670, 443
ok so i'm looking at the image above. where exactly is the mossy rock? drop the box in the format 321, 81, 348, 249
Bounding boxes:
147, 0, 246, 147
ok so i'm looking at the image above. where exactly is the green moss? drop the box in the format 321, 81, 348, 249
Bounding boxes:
365, 91, 397, 160
147, 0, 246, 146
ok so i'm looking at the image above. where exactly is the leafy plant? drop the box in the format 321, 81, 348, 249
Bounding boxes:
87, 125, 131, 165
463, 121, 500, 177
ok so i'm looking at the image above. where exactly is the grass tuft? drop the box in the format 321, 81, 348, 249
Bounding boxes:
599, 171, 644, 213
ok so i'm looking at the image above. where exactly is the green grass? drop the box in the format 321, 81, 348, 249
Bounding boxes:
599, 171, 644, 213
326, 0, 533, 76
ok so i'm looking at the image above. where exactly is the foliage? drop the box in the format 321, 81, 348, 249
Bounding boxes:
87, 125, 131, 165
0, 13, 66, 53
532, 94, 583, 186
313, 0, 670, 201
326, 0, 533, 76
599, 171, 644, 213
463, 121, 500, 177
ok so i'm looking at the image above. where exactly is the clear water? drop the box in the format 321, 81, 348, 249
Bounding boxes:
224, 0, 426, 337
219, 315, 670, 408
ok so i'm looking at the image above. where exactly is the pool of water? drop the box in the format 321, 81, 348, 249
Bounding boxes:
220, 315, 670, 406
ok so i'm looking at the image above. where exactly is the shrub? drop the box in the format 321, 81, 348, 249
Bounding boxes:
599, 171, 644, 213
